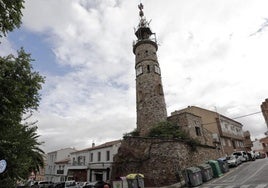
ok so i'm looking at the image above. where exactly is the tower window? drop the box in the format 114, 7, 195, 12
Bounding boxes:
154, 66, 161, 74
147, 65, 150, 73
106, 151, 110, 161
98, 152, 101, 161
195, 127, 202, 136
136, 66, 143, 76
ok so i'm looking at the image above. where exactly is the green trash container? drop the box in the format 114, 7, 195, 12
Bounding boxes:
207, 160, 223, 178
183, 167, 203, 187
197, 163, 213, 182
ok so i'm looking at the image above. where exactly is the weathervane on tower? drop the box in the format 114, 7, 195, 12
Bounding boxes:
138, 3, 144, 18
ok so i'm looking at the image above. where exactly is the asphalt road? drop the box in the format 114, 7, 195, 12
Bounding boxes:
199, 158, 268, 188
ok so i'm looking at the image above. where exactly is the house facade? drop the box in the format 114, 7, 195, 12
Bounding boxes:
45, 148, 76, 182
243, 131, 253, 151
67, 140, 121, 182
167, 112, 214, 147
172, 106, 246, 155
252, 138, 268, 157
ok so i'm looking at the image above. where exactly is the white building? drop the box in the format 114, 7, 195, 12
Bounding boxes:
45, 148, 77, 182
67, 140, 121, 183
252, 139, 263, 152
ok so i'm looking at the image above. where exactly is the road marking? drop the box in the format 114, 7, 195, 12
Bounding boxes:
241, 163, 268, 184
255, 184, 267, 188
199, 184, 268, 188
222, 174, 239, 183
240, 185, 250, 188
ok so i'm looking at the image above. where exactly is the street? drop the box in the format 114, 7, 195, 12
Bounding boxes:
199, 158, 268, 188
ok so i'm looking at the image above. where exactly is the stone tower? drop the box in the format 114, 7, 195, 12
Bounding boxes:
133, 3, 167, 136
261, 98, 268, 128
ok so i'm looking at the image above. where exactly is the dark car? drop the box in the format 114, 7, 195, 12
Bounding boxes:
94, 181, 106, 188
217, 157, 229, 173
246, 152, 256, 161
53, 182, 65, 188
38, 181, 54, 188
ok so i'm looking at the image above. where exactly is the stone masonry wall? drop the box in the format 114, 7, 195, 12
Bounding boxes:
134, 41, 167, 136
261, 98, 268, 127
112, 136, 221, 187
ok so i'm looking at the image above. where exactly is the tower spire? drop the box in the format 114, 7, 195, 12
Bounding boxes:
134, 3, 155, 42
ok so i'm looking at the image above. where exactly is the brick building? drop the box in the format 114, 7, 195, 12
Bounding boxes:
243, 130, 253, 151
167, 112, 214, 147
252, 137, 268, 157
172, 106, 246, 155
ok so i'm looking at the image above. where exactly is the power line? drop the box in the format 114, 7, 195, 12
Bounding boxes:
232, 111, 262, 120
201, 110, 265, 126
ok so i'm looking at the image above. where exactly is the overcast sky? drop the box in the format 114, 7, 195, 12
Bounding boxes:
1, 0, 268, 153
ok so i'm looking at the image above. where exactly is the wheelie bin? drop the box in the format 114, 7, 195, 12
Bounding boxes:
183, 166, 203, 187
197, 163, 213, 182
207, 160, 223, 178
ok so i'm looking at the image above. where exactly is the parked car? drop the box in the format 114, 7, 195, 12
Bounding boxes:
53, 182, 65, 188
246, 152, 256, 161
38, 181, 54, 188
93, 181, 106, 188
226, 155, 242, 167
232, 151, 248, 162
256, 152, 266, 159
65, 181, 77, 188
77, 182, 88, 188
83, 181, 97, 188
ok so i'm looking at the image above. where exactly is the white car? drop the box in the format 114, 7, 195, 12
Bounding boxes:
65, 180, 77, 188
226, 155, 242, 167
232, 151, 248, 162
77, 182, 88, 188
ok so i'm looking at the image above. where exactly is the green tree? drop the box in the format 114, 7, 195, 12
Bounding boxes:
148, 121, 188, 139
0, 49, 45, 186
0, 0, 25, 37
148, 121, 200, 151
0, 1, 45, 186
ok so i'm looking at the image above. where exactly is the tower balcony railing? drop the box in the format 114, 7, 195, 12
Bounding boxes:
133, 37, 157, 47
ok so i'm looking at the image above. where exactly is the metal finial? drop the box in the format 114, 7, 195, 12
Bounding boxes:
138, 3, 144, 18
138, 3, 143, 11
